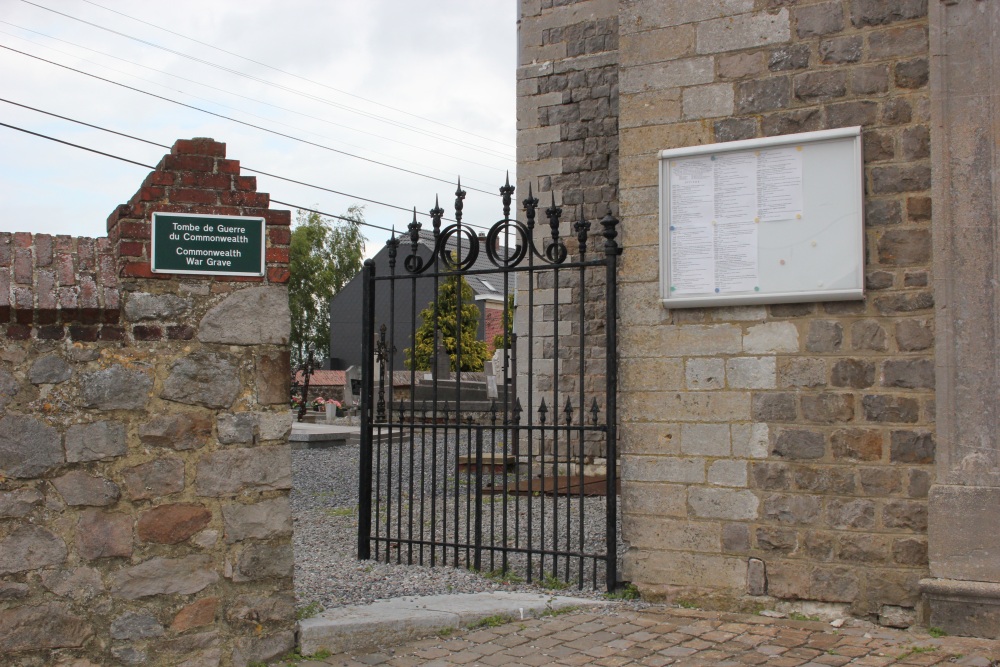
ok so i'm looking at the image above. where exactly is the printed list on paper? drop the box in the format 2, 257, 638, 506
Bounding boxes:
668, 146, 802, 296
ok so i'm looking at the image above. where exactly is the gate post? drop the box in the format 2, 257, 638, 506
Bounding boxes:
602, 211, 620, 592
357, 259, 376, 560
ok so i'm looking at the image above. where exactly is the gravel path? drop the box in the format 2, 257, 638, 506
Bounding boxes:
291, 440, 624, 613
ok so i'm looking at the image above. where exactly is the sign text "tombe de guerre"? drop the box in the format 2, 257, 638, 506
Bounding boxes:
151, 212, 265, 276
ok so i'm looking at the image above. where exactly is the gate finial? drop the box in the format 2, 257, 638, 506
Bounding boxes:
500, 172, 514, 219
523, 183, 538, 231
431, 195, 443, 239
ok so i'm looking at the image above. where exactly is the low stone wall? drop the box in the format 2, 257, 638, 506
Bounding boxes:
0, 138, 295, 666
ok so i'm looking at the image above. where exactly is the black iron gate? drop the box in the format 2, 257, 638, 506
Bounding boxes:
357, 181, 621, 591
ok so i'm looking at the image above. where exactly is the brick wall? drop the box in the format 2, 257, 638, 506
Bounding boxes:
0, 139, 296, 666
519, 0, 935, 624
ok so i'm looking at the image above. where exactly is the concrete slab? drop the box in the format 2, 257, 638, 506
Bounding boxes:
290, 423, 357, 450
298, 592, 606, 655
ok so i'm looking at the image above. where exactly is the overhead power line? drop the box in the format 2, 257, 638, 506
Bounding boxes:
0, 22, 509, 181
19, 0, 515, 160
78, 0, 513, 151
0, 119, 499, 233
0, 43, 501, 197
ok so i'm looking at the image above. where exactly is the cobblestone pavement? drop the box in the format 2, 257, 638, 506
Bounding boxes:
280, 606, 1000, 667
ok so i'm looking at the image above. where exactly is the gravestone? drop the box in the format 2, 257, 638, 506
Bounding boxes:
345, 366, 361, 408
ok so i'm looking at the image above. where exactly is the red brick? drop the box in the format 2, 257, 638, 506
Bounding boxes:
216, 159, 240, 174
265, 247, 289, 263
169, 188, 218, 205
37, 309, 58, 325
118, 241, 146, 258
106, 204, 132, 232
36, 270, 56, 310
57, 254, 75, 286
0, 273, 9, 308
132, 185, 165, 203
172, 138, 226, 158
13, 249, 32, 284
268, 267, 290, 283
145, 171, 175, 187
78, 308, 102, 325
119, 221, 151, 241
78, 239, 96, 272
13, 232, 31, 248
0, 306, 8, 322
69, 325, 100, 342
132, 325, 162, 341
265, 209, 291, 226
103, 288, 119, 313
167, 324, 195, 340
78, 276, 99, 310
235, 176, 257, 191
98, 253, 118, 290
161, 154, 214, 172
0, 233, 11, 266
6, 324, 31, 340
122, 262, 168, 279
215, 275, 264, 283
37, 325, 64, 340
179, 172, 231, 189
35, 234, 53, 267
99, 325, 125, 341
96, 237, 112, 253
57, 287, 78, 309
54, 235, 73, 253
220, 191, 268, 207
268, 227, 291, 245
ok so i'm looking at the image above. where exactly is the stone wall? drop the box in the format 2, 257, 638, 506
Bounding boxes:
0, 139, 296, 666
519, 0, 936, 624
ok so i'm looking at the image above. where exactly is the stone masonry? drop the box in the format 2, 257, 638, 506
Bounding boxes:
0, 138, 295, 666
519, 0, 936, 626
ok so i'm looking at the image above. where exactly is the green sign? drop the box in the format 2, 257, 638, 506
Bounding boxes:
151, 212, 265, 276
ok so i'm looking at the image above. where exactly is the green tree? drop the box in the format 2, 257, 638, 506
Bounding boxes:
289, 206, 365, 365
407, 274, 491, 372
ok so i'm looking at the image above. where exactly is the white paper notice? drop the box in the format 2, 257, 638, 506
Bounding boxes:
670, 157, 714, 226
757, 147, 803, 222
714, 220, 759, 293
713, 153, 758, 223
670, 224, 714, 295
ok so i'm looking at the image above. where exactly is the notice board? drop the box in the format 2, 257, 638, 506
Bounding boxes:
658, 126, 864, 308
151, 212, 265, 277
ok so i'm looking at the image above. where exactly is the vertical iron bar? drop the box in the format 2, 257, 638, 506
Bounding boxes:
578, 259, 587, 588
551, 264, 560, 582
357, 260, 376, 561
603, 211, 620, 592
396, 403, 404, 564
524, 187, 537, 584
474, 426, 484, 572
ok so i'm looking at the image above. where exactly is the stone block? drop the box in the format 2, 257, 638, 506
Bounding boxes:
871, 165, 931, 194
123, 293, 192, 321
889, 430, 934, 464
161, 352, 241, 409
862, 395, 919, 423
750, 461, 790, 490
827, 498, 875, 530
769, 43, 810, 71
819, 35, 862, 64
895, 319, 932, 351
688, 487, 759, 520
851, 320, 888, 351
732, 423, 769, 459
744, 322, 799, 354
852, 65, 890, 95
80, 364, 152, 410
838, 533, 889, 564
65, 421, 127, 463
231, 631, 295, 667
622, 455, 705, 484
76, 509, 133, 560
722, 523, 751, 553
827, 100, 878, 128
794, 1, 845, 38
735, 77, 790, 114
878, 229, 931, 266
138, 503, 212, 544
621, 357, 684, 391
52, 470, 121, 506
0, 602, 93, 653
623, 391, 750, 423
831, 429, 883, 461
0, 414, 63, 478
256, 351, 290, 405
122, 458, 185, 500
762, 108, 823, 137
831, 359, 875, 389
111, 612, 165, 640
623, 515, 720, 552
620, 422, 680, 455
198, 287, 290, 345
805, 320, 842, 352
883, 499, 927, 531
849, 0, 926, 27
195, 445, 292, 497
29, 355, 72, 384
222, 497, 292, 543
718, 51, 767, 80
708, 460, 748, 487
171, 597, 219, 633
752, 392, 796, 421
622, 481, 686, 517
772, 429, 825, 460
0, 525, 66, 574
756, 526, 797, 553
233, 542, 294, 582
777, 357, 825, 388
686, 357, 725, 390
0, 487, 43, 519
140, 412, 213, 450
726, 357, 776, 389
714, 117, 759, 143
859, 467, 903, 496
619, 24, 694, 67
892, 538, 928, 566
681, 423, 730, 456
110, 555, 219, 599
40, 567, 103, 602
882, 358, 934, 390
794, 465, 855, 494
696, 9, 790, 54
682, 83, 734, 119
218, 413, 256, 445
619, 57, 714, 95
763, 493, 822, 525
895, 57, 929, 89
258, 411, 292, 441
800, 394, 854, 423
794, 71, 848, 102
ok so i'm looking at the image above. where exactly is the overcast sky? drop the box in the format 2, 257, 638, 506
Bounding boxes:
0, 0, 516, 255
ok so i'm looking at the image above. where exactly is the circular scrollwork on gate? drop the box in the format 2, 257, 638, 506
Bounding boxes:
403, 252, 425, 274
485, 220, 528, 268
544, 238, 568, 264
436, 224, 480, 270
